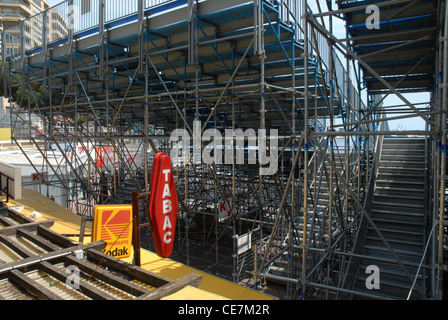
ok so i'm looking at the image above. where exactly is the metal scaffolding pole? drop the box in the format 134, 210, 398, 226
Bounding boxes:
302, 0, 309, 299
437, 0, 448, 300
2, 0, 445, 300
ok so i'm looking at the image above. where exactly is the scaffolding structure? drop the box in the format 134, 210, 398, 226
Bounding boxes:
1, 0, 447, 299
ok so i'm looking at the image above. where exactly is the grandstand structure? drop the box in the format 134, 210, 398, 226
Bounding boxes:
1, 0, 447, 299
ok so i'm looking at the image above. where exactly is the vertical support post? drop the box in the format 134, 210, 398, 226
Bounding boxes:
68, 1, 79, 210
79, 217, 87, 244
301, 0, 309, 299
438, 0, 448, 299
325, 3, 334, 299
139, 0, 149, 187
258, 0, 266, 233
42, 10, 48, 93
188, 0, 200, 122
132, 191, 141, 267
254, 0, 262, 56
1, 29, 6, 96
99, 0, 105, 81
188, 0, 198, 67
345, 58, 350, 230
43, 10, 52, 156
20, 21, 25, 71
258, 0, 266, 132
288, 18, 296, 299
138, 0, 145, 74
68, 0, 74, 87
216, 194, 219, 276
253, 244, 258, 289
432, 8, 444, 297
19, 21, 26, 127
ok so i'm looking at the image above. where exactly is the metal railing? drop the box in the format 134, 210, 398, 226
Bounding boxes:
2, 0, 178, 60
0, 172, 15, 202
274, 0, 365, 113
2, 0, 363, 114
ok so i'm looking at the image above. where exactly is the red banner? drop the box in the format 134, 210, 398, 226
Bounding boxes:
147, 153, 178, 258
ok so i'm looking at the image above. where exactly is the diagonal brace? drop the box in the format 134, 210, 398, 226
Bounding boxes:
307, 13, 440, 134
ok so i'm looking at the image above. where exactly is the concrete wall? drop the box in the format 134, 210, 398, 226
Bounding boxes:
0, 162, 22, 200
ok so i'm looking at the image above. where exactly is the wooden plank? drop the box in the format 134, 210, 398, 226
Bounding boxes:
64, 255, 151, 297
0, 220, 54, 236
0, 241, 107, 275
0, 216, 14, 227
0, 235, 34, 258
37, 225, 78, 248
39, 261, 116, 301
0, 207, 8, 217
7, 211, 36, 224
17, 229, 60, 252
8, 269, 62, 300
86, 249, 171, 288
135, 273, 202, 300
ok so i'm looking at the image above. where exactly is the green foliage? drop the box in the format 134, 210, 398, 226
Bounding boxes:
1, 60, 60, 111
0, 60, 9, 97
1, 60, 100, 128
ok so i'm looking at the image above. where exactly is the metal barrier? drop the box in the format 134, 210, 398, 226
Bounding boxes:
0, 172, 14, 202
2, 0, 177, 60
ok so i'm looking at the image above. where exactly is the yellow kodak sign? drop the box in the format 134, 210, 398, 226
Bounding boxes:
93, 205, 133, 259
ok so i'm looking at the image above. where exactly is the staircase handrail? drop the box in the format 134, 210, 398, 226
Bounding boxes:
345, 112, 388, 292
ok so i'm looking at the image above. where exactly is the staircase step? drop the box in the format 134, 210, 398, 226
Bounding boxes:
366, 225, 424, 239
362, 247, 422, 267
355, 137, 427, 300
374, 186, 425, 197
376, 173, 425, 181
370, 210, 425, 224
373, 193, 425, 203
376, 184, 425, 191
375, 178, 425, 185
371, 216, 424, 230
380, 157, 425, 168
383, 137, 425, 144
383, 142, 425, 147
358, 263, 422, 286
365, 233, 423, 248
372, 200, 424, 210
356, 270, 422, 300
371, 206, 425, 217
378, 167, 425, 174
381, 148, 425, 154
380, 154, 425, 161
363, 241, 423, 258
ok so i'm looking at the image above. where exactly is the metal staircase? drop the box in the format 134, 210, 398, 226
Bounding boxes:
356, 137, 427, 299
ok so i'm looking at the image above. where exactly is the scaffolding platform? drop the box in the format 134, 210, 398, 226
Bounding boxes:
341, 0, 438, 94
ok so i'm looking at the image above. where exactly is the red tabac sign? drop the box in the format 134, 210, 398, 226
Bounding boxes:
147, 153, 178, 258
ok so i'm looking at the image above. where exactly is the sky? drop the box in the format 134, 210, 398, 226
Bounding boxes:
47, 0, 62, 7
42, 0, 428, 131
306, 1, 427, 132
